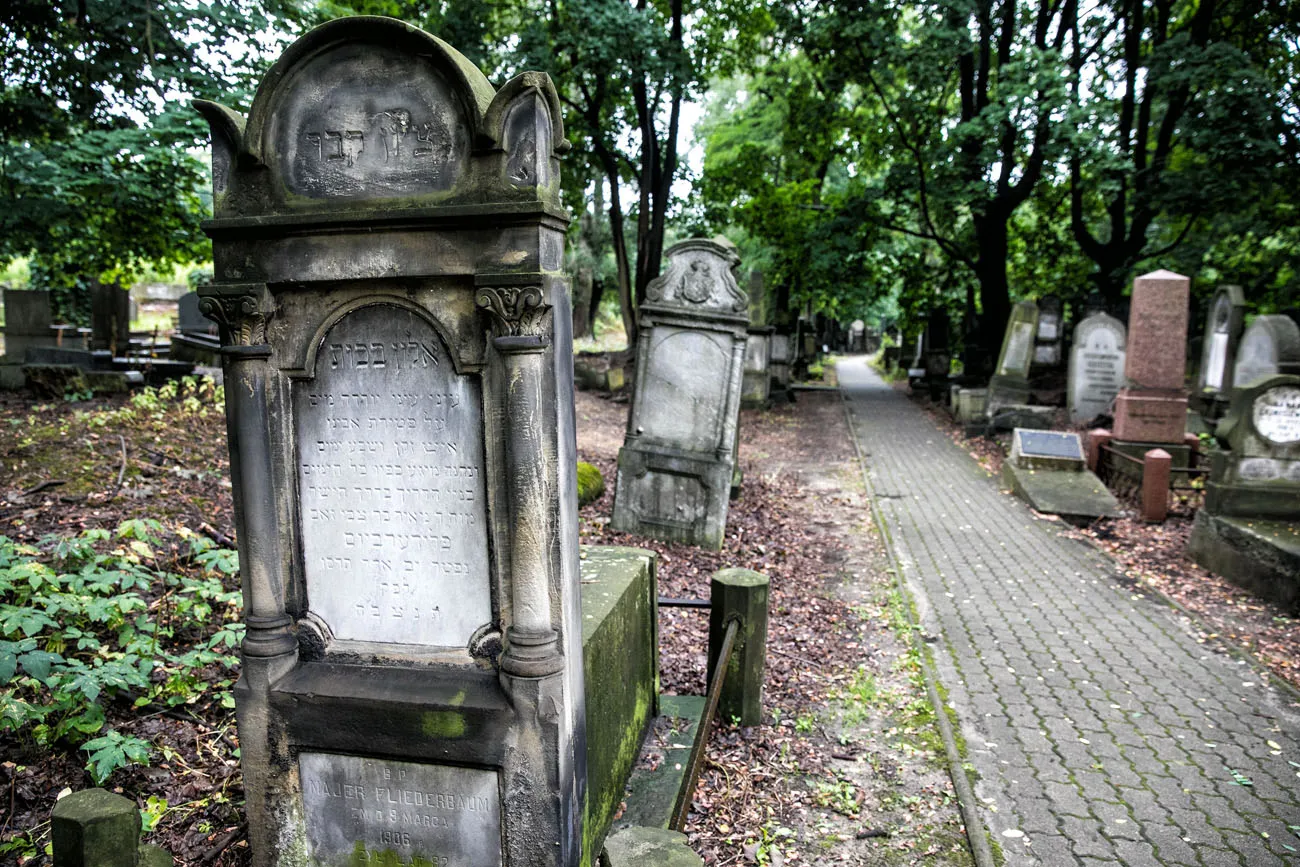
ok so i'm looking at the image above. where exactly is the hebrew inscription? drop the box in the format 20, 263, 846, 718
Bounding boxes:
296, 304, 490, 646
271, 43, 468, 198
300, 753, 502, 867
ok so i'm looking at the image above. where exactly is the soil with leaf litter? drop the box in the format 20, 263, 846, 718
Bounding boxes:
0, 377, 969, 865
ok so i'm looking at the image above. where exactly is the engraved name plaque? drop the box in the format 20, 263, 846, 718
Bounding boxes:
296, 304, 491, 646
300, 752, 502, 867
1253, 385, 1300, 446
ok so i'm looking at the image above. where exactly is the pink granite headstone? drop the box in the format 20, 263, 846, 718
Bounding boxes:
1112, 270, 1190, 443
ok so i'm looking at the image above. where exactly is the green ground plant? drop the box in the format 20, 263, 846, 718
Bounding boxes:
0, 520, 242, 784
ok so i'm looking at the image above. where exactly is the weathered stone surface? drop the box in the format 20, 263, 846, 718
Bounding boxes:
601, 827, 703, 867
1188, 512, 1300, 612
197, 18, 587, 867
741, 326, 772, 408
1067, 312, 1126, 423
3, 289, 53, 336
1196, 285, 1247, 399
616, 695, 704, 831
612, 239, 748, 550
51, 788, 141, 867
89, 283, 131, 353
1233, 314, 1300, 388
1113, 270, 1190, 444
1000, 461, 1119, 522
1204, 374, 1300, 520
580, 546, 657, 861
1033, 294, 1063, 366
987, 301, 1038, 413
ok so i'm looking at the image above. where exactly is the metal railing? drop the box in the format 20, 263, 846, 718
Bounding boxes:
671, 617, 739, 831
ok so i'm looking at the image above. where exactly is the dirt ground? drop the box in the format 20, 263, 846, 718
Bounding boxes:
0, 376, 971, 865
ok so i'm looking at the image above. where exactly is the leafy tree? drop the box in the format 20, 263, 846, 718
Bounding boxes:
0, 0, 299, 319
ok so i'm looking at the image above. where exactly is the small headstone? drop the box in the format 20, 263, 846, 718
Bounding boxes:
1232, 315, 1300, 388
2, 289, 58, 364
1112, 270, 1190, 444
1066, 312, 1126, 423
741, 326, 773, 407
176, 291, 214, 335
986, 301, 1039, 412
89, 282, 130, 353
1033, 295, 1064, 366
612, 239, 748, 550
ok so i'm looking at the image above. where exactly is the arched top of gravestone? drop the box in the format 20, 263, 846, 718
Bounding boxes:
1073, 311, 1126, 349
644, 239, 748, 318
1234, 315, 1300, 388
198, 16, 568, 214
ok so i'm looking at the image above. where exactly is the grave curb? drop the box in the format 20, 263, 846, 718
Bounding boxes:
837, 373, 996, 867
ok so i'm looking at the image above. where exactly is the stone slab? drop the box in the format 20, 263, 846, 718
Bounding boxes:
299, 752, 502, 866
294, 303, 491, 648
601, 826, 703, 867
616, 695, 705, 831
1113, 392, 1187, 443
1188, 511, 1300, 612
580, 545, 657, 860
1001, 461, 1120, 523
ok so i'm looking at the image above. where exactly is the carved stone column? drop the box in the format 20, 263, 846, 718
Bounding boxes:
201, 289, 296, 661
477, 284, 562, 677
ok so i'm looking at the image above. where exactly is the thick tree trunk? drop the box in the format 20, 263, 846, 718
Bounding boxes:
973, 214, 1012, 353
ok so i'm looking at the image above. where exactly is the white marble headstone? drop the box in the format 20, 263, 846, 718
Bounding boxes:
1068, 313, 1127, 423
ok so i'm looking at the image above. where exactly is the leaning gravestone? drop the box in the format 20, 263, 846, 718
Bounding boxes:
196, 18, 586, 866
1066, 312, 1126, 424
1001, 428, 1119, 522
1233, 315, 1300, 389
611, 239, 748, 550
986, 301, 1039, 412
1194, 285, 1247, 420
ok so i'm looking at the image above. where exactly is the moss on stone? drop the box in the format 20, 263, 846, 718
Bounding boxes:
577, 461, 606, 507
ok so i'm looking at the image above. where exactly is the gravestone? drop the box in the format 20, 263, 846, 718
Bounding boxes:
1189, 374, 1300, 608
196, 18, 588, 866
89, 282, 130, 353
2, 289, 58, 358
1112, 270, 1190, 445
1193, 285, 1247, 420
1001, 428, 1119, 522
611, 239, 748, 550
1232, 315, 1300, 389
986, 301, 1039, 412
848, 319, 866, 353
1066, 312, 1126, 424
742, 326, 773, 408
176, 292, 213, 335
905, 331, 925, 381
1033, 295, 1064, 366
922, 309, 950, 399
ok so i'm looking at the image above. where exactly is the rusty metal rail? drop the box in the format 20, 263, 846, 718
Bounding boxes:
670, 617, 739, 831
658, 596, 710, 610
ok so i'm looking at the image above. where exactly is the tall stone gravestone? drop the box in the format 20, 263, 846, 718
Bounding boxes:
196, 18, 586, 866
1033, 294, 1064, 366
1112, 270, 1190, 446
922, 309, 950, 399
986, 301, 1039, 411
742, 326, 773, 408
1233, 315, 1300, 388
89, 282, 131, 353
1193, 285, 1247, 420
611, 239, 748, 550
1067, 312, 1126, 424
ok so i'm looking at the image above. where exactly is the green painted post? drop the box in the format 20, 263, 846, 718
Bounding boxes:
708, 568, 770, 727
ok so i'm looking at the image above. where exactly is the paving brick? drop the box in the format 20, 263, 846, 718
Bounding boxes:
839, 360, 1300, 867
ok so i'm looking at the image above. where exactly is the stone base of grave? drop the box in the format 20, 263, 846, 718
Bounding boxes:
1188, 511, 1300, 612
169, 332, 222, 366
601, 826, 704, 867
1113, 391, 1188, 443
986, 373, 1031, 408
612, 445, 734, 550
1204, 472, 1300, 521
0, 360, 24, 390
581, 546, 659, 861
1001, 462, 1120, 524
986, 403, 1055, 433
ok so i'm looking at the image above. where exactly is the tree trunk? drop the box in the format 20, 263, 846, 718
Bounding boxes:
973, 214, 1011, 353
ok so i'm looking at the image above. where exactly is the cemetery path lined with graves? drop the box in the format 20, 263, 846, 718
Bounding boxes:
840, 356, 1300, 866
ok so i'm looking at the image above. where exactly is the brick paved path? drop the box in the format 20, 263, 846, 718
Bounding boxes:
839, 358, 1300, 866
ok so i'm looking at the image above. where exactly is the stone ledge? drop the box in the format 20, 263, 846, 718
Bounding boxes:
1187, 512, 1300, 612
